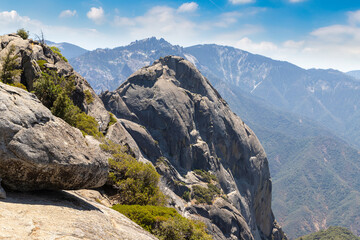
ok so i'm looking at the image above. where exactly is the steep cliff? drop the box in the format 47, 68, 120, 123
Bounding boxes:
101, 56, 286, 240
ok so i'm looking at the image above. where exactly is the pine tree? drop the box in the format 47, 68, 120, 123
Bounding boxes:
0, 45, 22, 84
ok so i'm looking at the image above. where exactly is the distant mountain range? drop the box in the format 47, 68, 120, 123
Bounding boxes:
347, 70, 360, 80
69, 38, 360, 148
46, 40, 88, 59
51, 38, 360, 239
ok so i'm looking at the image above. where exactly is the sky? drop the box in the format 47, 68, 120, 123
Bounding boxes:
0, 0, 359, 72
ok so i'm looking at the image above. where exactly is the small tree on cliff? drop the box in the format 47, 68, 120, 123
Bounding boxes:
0, 45, 22, 84
16, 28, 29, 40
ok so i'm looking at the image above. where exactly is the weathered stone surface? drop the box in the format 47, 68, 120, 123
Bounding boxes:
187, 198, 254, 240
106, 119, 149, 162
101, 56, 286, 240
0, 82, 108, 191
0, 178, 6, 199
0, 34, 110, 131
0, 190, 158, 240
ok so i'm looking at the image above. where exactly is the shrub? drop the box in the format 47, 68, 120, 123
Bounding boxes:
0, 45, 22, 84
193, 170, 217, 183
182, 191, 191, 202
102, 140, 167, 206
36, 59, 47, 70
192, 184, 221, 205
156, 215, 213, 240
50, 46, 68, 62
74, 112, 102, 137
33, 69, 101, 137
11, 82, 27, 90
108, 112, 117, 127
84, 89, 94, 104
112, 204, 213, 240
33, 72, 62, 108
112, 205, 178, 232
16, 28, 29, 40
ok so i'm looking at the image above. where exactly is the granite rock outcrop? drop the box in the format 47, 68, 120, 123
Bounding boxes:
101, 56, 286, 240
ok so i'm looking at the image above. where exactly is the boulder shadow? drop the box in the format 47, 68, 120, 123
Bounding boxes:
0, 189, 102, 212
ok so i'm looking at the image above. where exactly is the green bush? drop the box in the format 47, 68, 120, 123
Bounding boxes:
102, 140, 167, 206
36, 59, 47, 70
112, 205, 178, 232
108, 112, 117, 127
33, 69, 101, 137
7, 82, 27, 91
192, 184, 221, 205
193, 170, 217, 183
74, 112, 102, 137
33, 72, 62, 108
156, 215, 213, 240
112, 204, 213, 240
84, 89, 94, 104
16, 28, 29, 40
182, 191, 191, 202
50, 46, 68, 62
0, 45, 22, 84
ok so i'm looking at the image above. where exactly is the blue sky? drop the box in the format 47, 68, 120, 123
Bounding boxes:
0, 0, 359, 71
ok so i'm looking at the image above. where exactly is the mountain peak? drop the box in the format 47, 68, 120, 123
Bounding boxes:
126, 37, 177, 51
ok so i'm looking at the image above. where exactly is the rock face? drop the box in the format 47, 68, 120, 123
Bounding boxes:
101, 56, 286, 240
0, 34, 110, 131
0, 190, 157, 240
0, 178, 6, 199
0, 82, 108, 191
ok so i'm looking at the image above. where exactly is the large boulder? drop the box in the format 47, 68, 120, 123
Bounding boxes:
100, 56, 286, 240
0, 82, 108, 191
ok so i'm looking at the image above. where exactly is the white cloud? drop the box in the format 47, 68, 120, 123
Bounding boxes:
87, 7, 105, 24
128, 6, 197, 45
283, 40, 304, 49
311, 25, 360, 43
229, 0, 255, 5
348, 10, 360, 25
0, 10, 30, 24
235, 37, 278, 52
59, 10, 77, 18
177, 2, 198, 13
113, 16, 135, 27
215, 11, 242, 27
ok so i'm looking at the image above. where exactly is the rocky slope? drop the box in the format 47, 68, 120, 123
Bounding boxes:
0, 34, 110, 131
0, 189, 157, 240
101, 56, 286, 240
